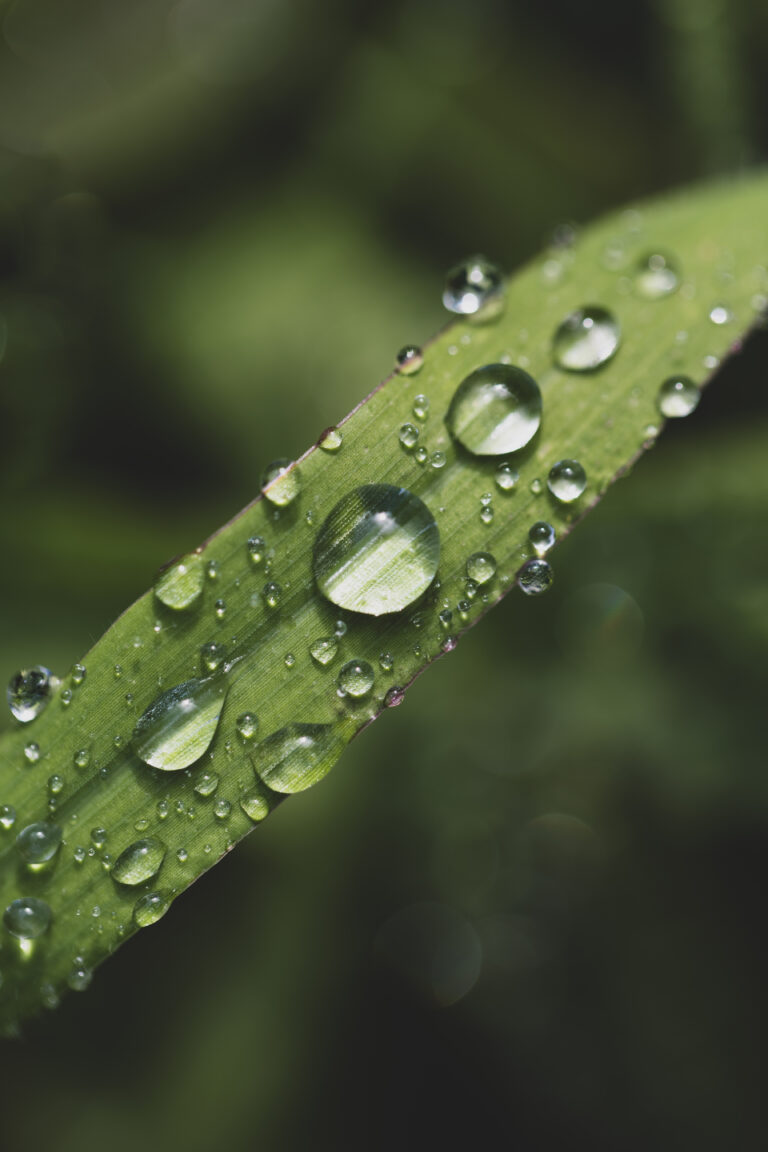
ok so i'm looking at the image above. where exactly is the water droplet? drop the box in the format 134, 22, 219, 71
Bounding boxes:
252, 723, 343, 794
67, 959, 93, 991
133, 891, 170, 928
60, 688, 72, 708
709, 304, 732, 326
399, 422, 420, 449
530, 478, 543, 495
112, 838, 166, 886
441, 636, 457, 653
15, 821, 62, 865
319, 428, 343, 452
414, 446, 428, 465
479, 505, 494, 525
446, 364, 542, 455
90, 827, 107, 849
73, 748, 90, 770
132, 677, 228, 771
24, 741, 40, 764
206, 559, 219, 581
379, 652, 394, 673
154, 554, 205, 611
635, 252, 679, 299
529, 521, 556, 556
240, 785, 270, 822
338, 659, 375, 698
466, 552, 496, 585
213, 798, 232, 821
494, 463, 519, 491
443, 255, 504, 317
113, 664, 123, 680
0, 805, 17, 831
261, 459, 300, 507
214, 598, 226, 620
517, 559, 553, 595
3, 897, 52, 939
658, 375, 700, 418
176, 847, 189, 863
236, 712, 259, 741
310, 636, 338, 666
552, 306, 620, 371
413, 394, 429, 420
7, 666, 54, 723
200, 641, 227, 673
438, 608, 453, 629
313, 484, 440, 616
247, 536, 267, 566
193, 769, 219, 796
384, 686, 406, 708
263, 581, 282, 609
70, 663, 87, 686
548, 459, 587, 502
430, 451, 446, 469
47, 774, 65, 797
396, 345, 424, 375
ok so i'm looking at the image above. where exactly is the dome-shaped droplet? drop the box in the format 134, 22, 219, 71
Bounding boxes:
552, 306, 620, 372
528, 521, 556, 556
0, 805, 17, 830
252, 723, 343, 794
7, 666, 55, 723
133, 891, 170, 928
261, 459, 300, 507
194, 769, 219, 796
319, 428, 343, 452
634, 252, 679, 299
3, 896, 51, 939
240, 786, 271, 823
494, 463, 519, 491
413, 394, 429, 421
446, 364, 542, 456
247, 535, 267, 566
338, 659, 374, 698
395, 345, 424, 375
657, 375, 700, 418
443, 256, 504, 317
154, 553, 205, 611
399, 423, 420, 450
132, 678, 228, 771
466, 552, 496, 585
310, 636, 338, 666
236, 712, 258, 741
15, 821, 62, 865
313, 484, 440, 616
547, 459, 587, 502
517, 559, 553, 595
67, 959, 93, 991
112, 838, 166, 886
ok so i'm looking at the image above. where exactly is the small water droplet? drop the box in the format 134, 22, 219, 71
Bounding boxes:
441, 636, 457, 653
16, 822, 62, 865
70, 663, 87, 686
7, 666, 54, 723
193, 769, 219, 796
133, 891, 170, 928
529, 521, 556, 556
214, 598, 226, 620
338, 659, 375, 698
319, 428, 343, 452
236, 712, 259, 741
517, 559, 554, 595
479, 504, 494, 525
396, 345, 424, 375
634, 252, 679, 299
548, 459, 587, 502
67, 958, 93, 992
262, 459, 300, 507
112, 838, 166, 886
47, 773, 65, 797
24, 741, 40, 764
240, 785, 270, 822
399, 422, 420, 449
73, 748, 90, 770
264, 581, 282, 610
494, 463, 519, 491
206, 559, 219, 582
438, 608, 453, 629
413, 394, 430, 420
0, 805, 17, 831
3, 897, 52, 939
414, 446, 428, 464
154, 554, 205, 611
247, 536, 267, 566
658, 375, 700, 418
252, 723, 343, 794
430, 451, 446, 469
379, 652, 394, 673
530, 478, 543, 495
384, 686, 406, 708
552, 306, 620, 371
310, 636, 338, 666
176, 847, 189, 863
133, 678, 228, 771
200, 641, 226, 673
446, 364, 542, 456
313, 484, 440, 616
213, 798, 231, 821
60, 688, 72, 708
466, 552, 496, 585
709, 304, 733, 326
443, 255, 504, 318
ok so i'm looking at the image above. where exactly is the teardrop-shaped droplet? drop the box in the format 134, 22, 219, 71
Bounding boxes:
154, 553, 205, 611
547, 459, 587, 502
3, 896, 51, 939
112, 837, 166, 886
552, 306, 620, 372
443, 256, 504, 317
7, 666, 55, 723
446, 364, 542, 456
517, 559, 554, 595
657, 375, 700, 418
466, 552, 496, 585
261, 459, 300, 507
132, 678, 228, 771
313, 484, 440, 616
133, 891, 170, 928
252, 723, 344, 794
15, 821, 62, 865
634, 252, 679, 299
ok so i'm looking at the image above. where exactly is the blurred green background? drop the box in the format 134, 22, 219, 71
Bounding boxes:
1, 0, 767, 1149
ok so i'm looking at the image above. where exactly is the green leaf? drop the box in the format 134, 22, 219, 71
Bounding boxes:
0, 172, 766, 1029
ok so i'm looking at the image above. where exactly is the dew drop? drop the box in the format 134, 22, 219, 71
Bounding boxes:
7, 666, 54, 723
200, 641, 226, 673
379, 652, 394, 673
47, 774, 65, 797
431, 451, 446, 470
396, 345, 424, 375
16, 821, 62, 865
73, 748, 90, 770
132, 678, 228, 771
313, 484, 440, 616
4, 897, 51, 940
70, 663, 87, 686
214, 598, 226, 620
264, 581, 282, 609
252, 723, 343, 794
529, 521, 556, 556
709, 304, 732, 326
634, 252, 679, 299
67, 958, 93, 992
236, 712, 259, 741
154, 554, 205, 611
261, 459, 300, 507
133, 891, 170, 928
338, 659, 375, 698
24, 742, 40, 764
479, 505, 494, 525
0, 805, 17, 831
399, 422, 420, 450
213, 798, 232, 821
319, 428, 343, 452
413, 394, 429, 421
310, 636, 339, 667
193, 769, 219, 797
517, 559, 554, 595
443, 255, 504, 317
446, 363, 541, 456
658, 375, 700, 418
466, 552, 496, 585
112, 838, 166, 886
414, 446, 428, 465
548, 459, 587, 502
552, 306, 620, 371
494, 463, 519, 491
247, 536, 267, 566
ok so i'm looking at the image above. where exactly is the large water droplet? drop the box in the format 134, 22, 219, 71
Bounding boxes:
313, 484, 440, 616
657, 375, 700, 418
338, 659, 374, 698
7, 666, 55, 723
443, 256, 504, 317
517, 559, 553, 595
15, 822, 62, 865
252, 723, 343, 794
547, 459, 587, 502
446, 364, 542, 456
261, 459, 300, 507
132, 678, 228, 771
552, 306, 620, 371
3, 896, 51, 939
635, 252, 679, 299
112, 838, 166, 886
240, 783, 271, 823
154, 554, 205, 611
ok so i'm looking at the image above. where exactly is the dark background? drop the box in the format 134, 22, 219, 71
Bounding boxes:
1, 1, 767, 1149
